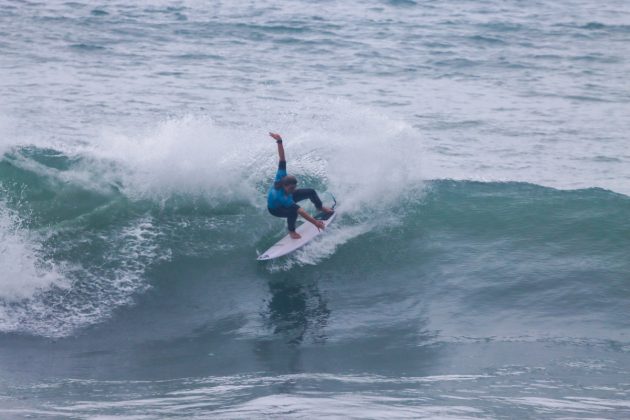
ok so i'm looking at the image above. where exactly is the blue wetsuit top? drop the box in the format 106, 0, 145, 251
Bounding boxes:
267, 161, 295, 209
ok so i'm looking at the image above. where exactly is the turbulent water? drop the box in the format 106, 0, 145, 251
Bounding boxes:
1, 0, 629, 418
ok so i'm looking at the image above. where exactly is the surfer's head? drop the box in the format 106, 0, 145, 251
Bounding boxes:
276, 175, 298, 193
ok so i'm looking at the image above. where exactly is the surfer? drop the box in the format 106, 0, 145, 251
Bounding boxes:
267, 132, 333, 239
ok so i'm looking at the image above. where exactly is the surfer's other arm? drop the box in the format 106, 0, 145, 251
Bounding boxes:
298, 207, 325, 231
269, 132, 285, 162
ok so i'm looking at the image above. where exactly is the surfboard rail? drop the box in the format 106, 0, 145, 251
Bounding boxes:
257, 211, 336, 261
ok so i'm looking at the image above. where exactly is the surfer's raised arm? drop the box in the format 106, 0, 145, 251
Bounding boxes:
269, 132, 285, 162
265, 131, 333, 241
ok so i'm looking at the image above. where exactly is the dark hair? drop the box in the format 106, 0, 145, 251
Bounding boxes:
274, 175, 298, 189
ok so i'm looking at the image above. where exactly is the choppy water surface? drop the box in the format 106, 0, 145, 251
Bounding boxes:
1, 0, 629, 418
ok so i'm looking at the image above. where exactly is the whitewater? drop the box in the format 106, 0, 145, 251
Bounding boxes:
1, 0, 629, 418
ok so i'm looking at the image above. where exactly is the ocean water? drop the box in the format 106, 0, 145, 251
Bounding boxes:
1, 0, 629, 418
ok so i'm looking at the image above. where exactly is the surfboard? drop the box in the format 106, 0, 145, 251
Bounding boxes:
257, 210, 336, 261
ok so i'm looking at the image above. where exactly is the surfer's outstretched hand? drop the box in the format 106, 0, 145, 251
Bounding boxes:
269, 132, 283, 141
315, 220, 325, 231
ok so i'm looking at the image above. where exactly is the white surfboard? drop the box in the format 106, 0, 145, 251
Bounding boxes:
257, 211, 336, 261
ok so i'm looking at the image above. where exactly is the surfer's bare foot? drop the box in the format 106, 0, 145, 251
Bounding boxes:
319, 206, 334, 214
289, 231, 301, 239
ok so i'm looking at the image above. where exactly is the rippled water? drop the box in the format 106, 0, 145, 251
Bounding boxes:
1, 0, 629, 418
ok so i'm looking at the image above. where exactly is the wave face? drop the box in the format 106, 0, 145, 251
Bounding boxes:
0, 132, 628, 341
0, 108, 425, 337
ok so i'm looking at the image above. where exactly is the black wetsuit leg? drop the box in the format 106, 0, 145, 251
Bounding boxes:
291, 188, 323, 210
268, 189, 323, 232
268, 204, 300, 232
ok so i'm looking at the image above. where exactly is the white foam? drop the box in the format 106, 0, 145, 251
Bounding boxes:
0, 208, 166, 337
281, 101, 426, 214
0, 203, 68, 302
80, 101, 426, 211
85, 115, 266, 204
